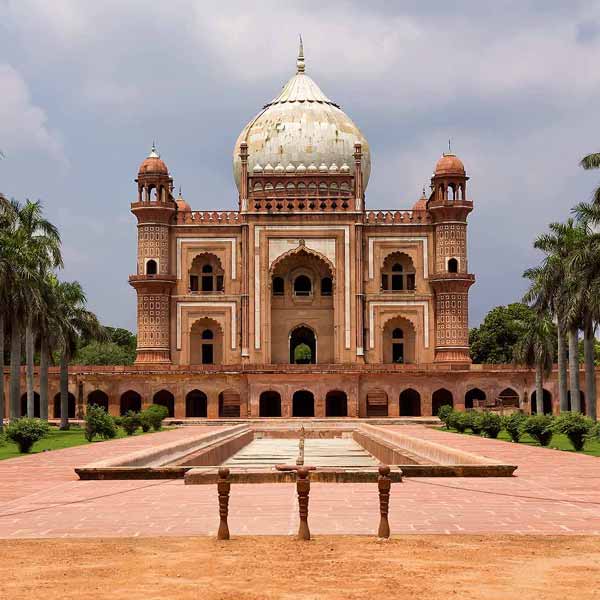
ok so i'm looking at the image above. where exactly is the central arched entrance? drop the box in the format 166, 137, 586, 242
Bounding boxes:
292, 390, 314, 417
289, 325, 316, 364
186, 390, 207, 417
432, 388, 453, 416
270, 247, 334, 364
399, 389, 421, 416
259, 391, 282, 417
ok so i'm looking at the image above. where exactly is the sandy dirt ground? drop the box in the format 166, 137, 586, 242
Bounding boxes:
1, 535, 599, 600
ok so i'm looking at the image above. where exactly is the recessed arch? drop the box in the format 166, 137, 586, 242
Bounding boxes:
325, 390, 348, 417
292, 390, 314, 417
366, 389, 388, 417
498, 388, 519, 407
289, 324, 316, 364
219, 390, 241, 418
465, 387, 486, 409
53, 392, 76, 419
381, 251, 416, 291
185, 389, 207, 418
87, 390, 109, 412
382, 316, 416, 364
190, 317, 223, 365
447, 258, 458, 273
120, 390, 141, 415
189, 252, 224, 293
20, 392, 41, 418
399, 388, 421, 416
153, 389, 175, 418
259, 391, 282, 417
145, 259, 157, 275
432, 388, 453, 416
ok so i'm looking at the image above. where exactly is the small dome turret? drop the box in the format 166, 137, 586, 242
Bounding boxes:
138, 143, 169, 175
434, 152, 465, 177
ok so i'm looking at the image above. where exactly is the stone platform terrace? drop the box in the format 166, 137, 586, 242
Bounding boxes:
0, 424, 598, 538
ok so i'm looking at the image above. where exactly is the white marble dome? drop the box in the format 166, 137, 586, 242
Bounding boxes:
233, 44, 371, 192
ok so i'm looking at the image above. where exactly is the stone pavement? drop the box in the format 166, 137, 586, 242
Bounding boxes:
0, 424, 598, 538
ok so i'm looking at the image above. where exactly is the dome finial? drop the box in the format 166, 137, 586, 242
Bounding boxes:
297, 34, 305, 73
148, 141, 160, 158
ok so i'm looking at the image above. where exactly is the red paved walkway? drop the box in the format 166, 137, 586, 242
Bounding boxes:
0, 425, 598, 538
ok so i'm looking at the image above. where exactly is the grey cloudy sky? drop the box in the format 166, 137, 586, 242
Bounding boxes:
1, 0, 600, 331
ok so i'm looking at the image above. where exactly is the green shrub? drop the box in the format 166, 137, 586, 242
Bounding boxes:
84, 405, 117, 442
552, 412, 595, 451
502, 412, 527, 443
467, 411, 483, 435
437, 405, 454, 428
5, 418, 50, 453
479, 412, 502, 438
523, 414, 554, 446
139, 413, 152, 433
449, 411, 471, 433
142, 404, 169, 431
120, 411, 141, 436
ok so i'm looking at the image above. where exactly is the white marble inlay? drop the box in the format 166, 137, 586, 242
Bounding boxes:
367, 236, 429, 280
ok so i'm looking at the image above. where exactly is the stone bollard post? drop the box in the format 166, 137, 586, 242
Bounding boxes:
217, 467, 231, 540
296, 467, 311, 540
377, 465, 391, 539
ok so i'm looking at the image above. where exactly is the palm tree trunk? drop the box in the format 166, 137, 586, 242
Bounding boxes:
557, 324, 568, 412
535, 363, 544, 414
9, 316, 22, 419
568, 327, 581, 412
25, 321, 34, 417
59, 349, 69, 430
39, 336, 49, 421
584, 319, 597, 421
0, 314, 5, 432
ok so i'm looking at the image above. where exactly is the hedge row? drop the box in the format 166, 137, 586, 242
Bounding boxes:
437, 405, 599, 452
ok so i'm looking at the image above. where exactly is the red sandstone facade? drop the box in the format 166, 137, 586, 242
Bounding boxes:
3, 46, 585, 420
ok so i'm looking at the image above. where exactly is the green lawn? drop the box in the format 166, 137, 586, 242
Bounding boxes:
441, 427, 600, 457
0, 426, 173, 461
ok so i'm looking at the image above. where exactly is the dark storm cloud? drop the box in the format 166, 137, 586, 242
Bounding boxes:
1, 0, 599, 330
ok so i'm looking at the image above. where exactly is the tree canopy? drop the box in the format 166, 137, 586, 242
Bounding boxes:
469, 303, 547, 364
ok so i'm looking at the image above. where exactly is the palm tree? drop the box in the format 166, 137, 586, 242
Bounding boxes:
0, 194, 17, 430
53, 281, 103, 429
526, 220, 587, 411
580, 151, 600, 204
513, 312, 555, 414
1, 200, 62, 419
523, 258, 568, 411
571, 201, 600, 420
13, 200, 62, 417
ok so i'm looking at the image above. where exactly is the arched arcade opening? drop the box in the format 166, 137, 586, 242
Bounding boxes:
259, 391, 282, 417
186, 390, 207, 417
292, 390, 315, 417
399, 388, 421, 416
325, 390, 348, 417
153, 389, 175, 418
87, 390, 109, 412
465, 388, 486, 410
53, 392, 76, 419
432, 388, 453, 417
120, 390, 141, 415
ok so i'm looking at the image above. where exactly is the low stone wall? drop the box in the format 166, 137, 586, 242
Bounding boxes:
173, 428, 254, 466
82, 424, 248, 469
357, 424, 507, 466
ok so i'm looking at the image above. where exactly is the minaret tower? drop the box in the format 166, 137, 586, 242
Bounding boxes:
428, 149, 475, 363
129, 144, 176, 363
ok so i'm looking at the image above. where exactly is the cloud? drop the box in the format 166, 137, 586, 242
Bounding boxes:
0, 63, 67, 166
2, 1, 600, 330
